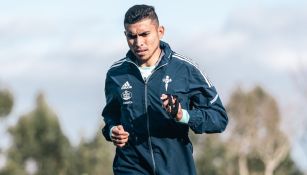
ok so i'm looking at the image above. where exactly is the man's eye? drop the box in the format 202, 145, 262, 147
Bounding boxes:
127, 34, 137, 39
140, 33, 149, 37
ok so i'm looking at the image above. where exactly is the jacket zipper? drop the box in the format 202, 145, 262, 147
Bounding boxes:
144, 79, 156, 175
144, 63, 167, 175
127, 60, 168, 175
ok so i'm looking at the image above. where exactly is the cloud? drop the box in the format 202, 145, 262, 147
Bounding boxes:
0, 12, 129, 146
226, 6, 307, 69
1, 1, 306, 152
178, 5, 307, 72
0, 14, 127, 81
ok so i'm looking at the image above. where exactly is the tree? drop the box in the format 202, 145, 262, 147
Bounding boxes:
293, 62, 307, 174
0, 160, 27, 175
274, 154, 304, 175
0, 88, 13, 119
0, 87, 14, 171
226, 86, 293, 175
0, 91, 117, 175
2, 93, 73, 175
74, 131, 115, 175
195, 134, 238, 175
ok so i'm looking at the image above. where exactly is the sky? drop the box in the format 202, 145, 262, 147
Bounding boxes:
1, 0, 307, 171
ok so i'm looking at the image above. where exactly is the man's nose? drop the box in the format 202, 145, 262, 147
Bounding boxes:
135, 36, 144, 47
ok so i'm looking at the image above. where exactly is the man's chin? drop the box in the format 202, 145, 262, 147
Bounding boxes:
136, 54, 147, 60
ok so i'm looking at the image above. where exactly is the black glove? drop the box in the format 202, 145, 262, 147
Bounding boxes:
166, 94, 179, 118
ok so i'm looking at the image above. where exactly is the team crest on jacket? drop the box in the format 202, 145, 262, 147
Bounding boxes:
162, 75, 172, 91
121, 90, 132, 100
121, 81, 133, 104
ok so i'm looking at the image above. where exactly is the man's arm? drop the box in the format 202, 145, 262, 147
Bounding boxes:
186, 67, 228, 134
101, 73, 121, 141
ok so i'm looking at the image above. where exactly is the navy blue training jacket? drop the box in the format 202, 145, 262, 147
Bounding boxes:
102, 41, 228, 175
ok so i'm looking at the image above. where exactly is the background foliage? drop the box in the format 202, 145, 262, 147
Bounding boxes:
0, 86, 304, 175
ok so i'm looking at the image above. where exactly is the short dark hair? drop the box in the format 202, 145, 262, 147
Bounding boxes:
124, 4, 159, 26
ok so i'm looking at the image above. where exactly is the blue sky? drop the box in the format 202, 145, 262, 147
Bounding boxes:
1, 0, 307, 171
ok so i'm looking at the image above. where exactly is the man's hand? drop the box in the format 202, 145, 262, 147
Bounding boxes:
111, 125, 129, 148
160, 94, 183, 121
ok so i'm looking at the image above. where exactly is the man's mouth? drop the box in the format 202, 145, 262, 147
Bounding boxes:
135, 49, 148, 55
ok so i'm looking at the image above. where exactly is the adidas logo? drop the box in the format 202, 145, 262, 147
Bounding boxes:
121, 81, 132, 90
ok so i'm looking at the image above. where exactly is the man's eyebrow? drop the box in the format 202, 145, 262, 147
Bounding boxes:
126, 31, 150, 36
126, 31, 135, 35
125, 32, 137, 38
139, 31, 150, 35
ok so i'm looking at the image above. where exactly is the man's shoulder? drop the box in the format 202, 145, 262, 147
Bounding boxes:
171, 52, 200, 69
107, 57, 128, 73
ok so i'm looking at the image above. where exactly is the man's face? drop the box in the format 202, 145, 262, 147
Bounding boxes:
124, 18, 164, 64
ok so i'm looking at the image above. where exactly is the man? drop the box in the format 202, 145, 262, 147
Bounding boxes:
102, 4, 228, 175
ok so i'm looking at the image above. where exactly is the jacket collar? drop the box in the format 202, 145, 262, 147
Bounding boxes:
125, 41, 173, 67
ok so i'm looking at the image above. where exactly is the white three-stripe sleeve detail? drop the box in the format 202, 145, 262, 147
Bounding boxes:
210, 94, 219, 104
172, 54, 212, 87
109, 60, 126, 69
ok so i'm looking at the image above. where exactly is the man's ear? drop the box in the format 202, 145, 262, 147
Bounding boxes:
158, 26, 165, 39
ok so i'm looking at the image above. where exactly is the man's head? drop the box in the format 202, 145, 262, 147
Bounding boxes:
124, 4, 159, 28
124, 5, 164, 67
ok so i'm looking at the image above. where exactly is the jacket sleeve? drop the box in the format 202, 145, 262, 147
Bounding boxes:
101, 73, 121, 141
186, 67, 228, 134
